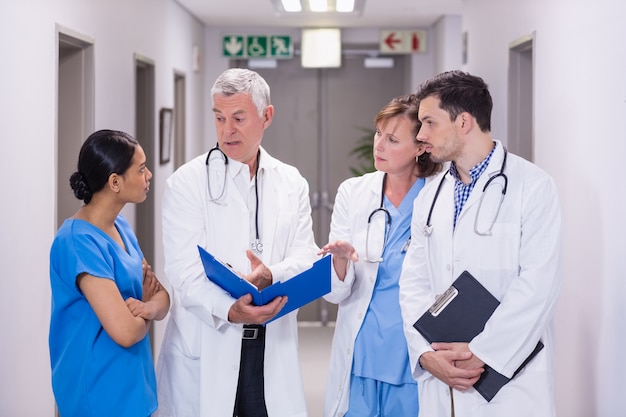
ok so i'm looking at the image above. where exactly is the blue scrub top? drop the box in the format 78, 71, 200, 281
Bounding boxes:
49, 215, 157, 417
352, 177, 425, 385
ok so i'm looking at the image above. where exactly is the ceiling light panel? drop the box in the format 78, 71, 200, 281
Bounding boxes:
280, 0, 302, 12
336, 0, 355, 12
273, 0, 364, 14
309, 0, 328, 12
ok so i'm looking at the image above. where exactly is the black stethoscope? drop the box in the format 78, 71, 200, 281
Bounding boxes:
206, 145, 228, 202
423, 147, 508, 237
205, 145, 263, 254
365, 173, 391, 262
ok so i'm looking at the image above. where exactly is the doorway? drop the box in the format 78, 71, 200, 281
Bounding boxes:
56, 28, 94, 230
238, 47, 408, 322
174, 72, 187, 169
508, 33, 534, 162
134, 55, 156, 291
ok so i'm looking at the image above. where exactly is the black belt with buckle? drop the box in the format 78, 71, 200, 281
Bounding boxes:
242, 324, 265, 340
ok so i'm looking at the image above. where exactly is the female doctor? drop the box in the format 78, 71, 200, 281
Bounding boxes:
319, 94, 442, 417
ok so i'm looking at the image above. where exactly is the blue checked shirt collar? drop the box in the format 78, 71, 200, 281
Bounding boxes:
450, 143, 496, 228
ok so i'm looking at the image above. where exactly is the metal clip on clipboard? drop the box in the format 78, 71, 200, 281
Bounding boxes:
429, 285, 459, 317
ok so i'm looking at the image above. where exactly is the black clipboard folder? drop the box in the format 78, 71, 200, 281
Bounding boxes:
198, 246, 331, 324
413, 270, 543, 402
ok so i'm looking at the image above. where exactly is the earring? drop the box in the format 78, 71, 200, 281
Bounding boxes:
416, 155, 420, 163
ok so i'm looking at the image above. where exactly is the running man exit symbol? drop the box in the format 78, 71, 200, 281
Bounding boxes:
271, 35, 292, 58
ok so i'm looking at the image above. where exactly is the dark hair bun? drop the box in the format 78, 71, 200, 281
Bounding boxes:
70, 171, 93, 203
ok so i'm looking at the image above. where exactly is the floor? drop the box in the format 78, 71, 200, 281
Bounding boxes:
298, 322, 335, 417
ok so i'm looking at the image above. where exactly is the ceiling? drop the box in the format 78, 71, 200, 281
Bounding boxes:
176, 0, 464, 29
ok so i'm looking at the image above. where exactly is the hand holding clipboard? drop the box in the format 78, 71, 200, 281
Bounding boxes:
413, 271, 543, 401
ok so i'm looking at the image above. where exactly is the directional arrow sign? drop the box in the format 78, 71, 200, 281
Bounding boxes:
384, 32, 402, 50
223, 35, 244, 57
222, 35, 293, 59
379, 30, 427, 54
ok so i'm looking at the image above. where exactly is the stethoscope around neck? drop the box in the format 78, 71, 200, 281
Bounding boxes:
365, 173, 391, 262
423, 147, 508, 237
205, 145, 263, 254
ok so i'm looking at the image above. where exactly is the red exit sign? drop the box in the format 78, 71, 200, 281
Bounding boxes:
380, 30, 427, 54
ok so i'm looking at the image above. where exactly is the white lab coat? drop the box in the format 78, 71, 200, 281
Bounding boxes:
155, 147, 319, 417
399, 141, 562, 417
323, 171, 435, 417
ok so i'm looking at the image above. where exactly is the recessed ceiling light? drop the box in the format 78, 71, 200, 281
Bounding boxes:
336, 0, 355, 12
280, 0, 302, 12
272, 0, 364, 14
308, 0, 328, 12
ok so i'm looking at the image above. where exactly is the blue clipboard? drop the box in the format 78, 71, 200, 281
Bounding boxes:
198, 245, 331, 324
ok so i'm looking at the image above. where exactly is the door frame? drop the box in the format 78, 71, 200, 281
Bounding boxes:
508, 32, 535, 162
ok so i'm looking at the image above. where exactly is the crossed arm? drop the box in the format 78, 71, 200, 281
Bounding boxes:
78, 259, 170, 348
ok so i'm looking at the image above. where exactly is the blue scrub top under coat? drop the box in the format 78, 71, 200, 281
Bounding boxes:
352, 177, 425, 385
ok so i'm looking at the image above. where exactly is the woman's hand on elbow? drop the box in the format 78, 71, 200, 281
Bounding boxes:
126, 294, 169, 321
126, 297, 157, 320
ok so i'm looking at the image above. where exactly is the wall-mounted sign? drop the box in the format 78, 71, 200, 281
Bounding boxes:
379, 30, 427, 54
222, 35, 293, 59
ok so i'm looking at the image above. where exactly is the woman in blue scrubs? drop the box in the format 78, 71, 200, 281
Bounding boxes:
49, 130, 170, 417
320, 95, 443, 417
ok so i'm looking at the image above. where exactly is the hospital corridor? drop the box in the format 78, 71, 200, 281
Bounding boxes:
298, 323, 334, 417
1, 0, 625, 416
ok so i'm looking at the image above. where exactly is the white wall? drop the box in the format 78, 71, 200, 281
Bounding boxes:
0, 1, 204, 415
433, 14, 463, 74
463, 0, 626, 415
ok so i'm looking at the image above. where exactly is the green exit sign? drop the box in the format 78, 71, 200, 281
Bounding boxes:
222, 35, 293, 59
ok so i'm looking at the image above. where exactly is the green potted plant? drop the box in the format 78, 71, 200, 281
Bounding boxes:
348, 127, 376, 176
